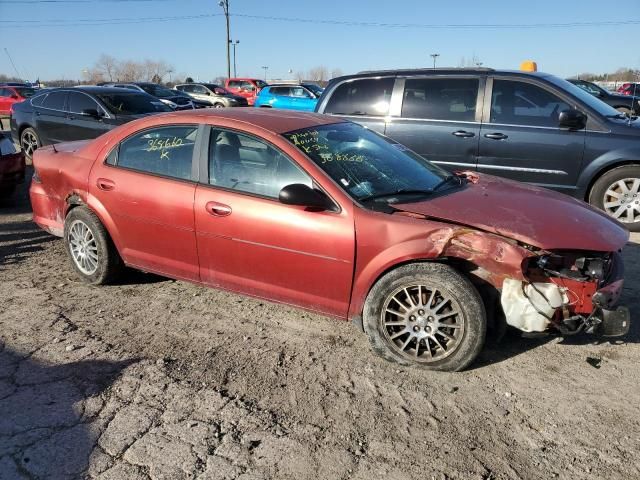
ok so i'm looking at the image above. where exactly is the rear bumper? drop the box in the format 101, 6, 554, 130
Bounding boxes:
29, 181, 64, 236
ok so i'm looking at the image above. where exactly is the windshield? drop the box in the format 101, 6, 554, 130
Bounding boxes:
96, 93, 172, 115
14, 87, 36, 98
547, 76, 622, 117
138, 84, 177, 98
256, 80, 268, 89
304, 84, 323, 96
283, 122, 452, 203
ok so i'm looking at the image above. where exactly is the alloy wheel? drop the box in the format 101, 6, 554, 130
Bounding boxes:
381, 284, 465, 363
21, 131, 38, 158
603, 178, 640, 224
68, 220, 99, 275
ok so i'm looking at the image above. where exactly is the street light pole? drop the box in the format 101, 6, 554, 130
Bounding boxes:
219, 0, 231, 79
430, 53, 440, 69
230, 39, 239, 77
261, 66, 268, 82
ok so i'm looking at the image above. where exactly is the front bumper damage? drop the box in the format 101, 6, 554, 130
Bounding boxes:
500, 251, 630, 337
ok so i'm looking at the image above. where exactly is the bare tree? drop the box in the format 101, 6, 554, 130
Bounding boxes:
307, 66, 329, 82
330, 68, 343, 79
95, 54, 118, 82
82, 69, 105, 84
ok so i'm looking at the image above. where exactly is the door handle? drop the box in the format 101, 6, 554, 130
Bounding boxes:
452, 130, 476, 138
96, 178, 115, 191
484, 132, 508, 140
205, 201, 232, 217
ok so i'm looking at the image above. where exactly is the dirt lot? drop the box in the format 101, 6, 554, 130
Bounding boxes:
1, 173, 639, 480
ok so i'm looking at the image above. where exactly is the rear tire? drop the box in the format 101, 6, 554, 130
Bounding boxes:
589, 165, 640, 231
20, 127, 40, 164
213, 103, 224, 108
63, 206, 123, 284
363, 263, 486, 372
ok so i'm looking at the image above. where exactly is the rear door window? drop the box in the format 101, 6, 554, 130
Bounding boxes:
42, 91, 67, 111
324, 78, 395, 116
116, 125, 198, 180
402, 78, 479, 121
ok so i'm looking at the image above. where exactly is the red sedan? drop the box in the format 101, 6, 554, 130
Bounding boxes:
0, 84, 37, 116
29, 109, 630, 371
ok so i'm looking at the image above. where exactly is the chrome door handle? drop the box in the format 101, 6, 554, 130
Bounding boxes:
205, 201, 232, 217
452, 130, 476, 138
484, 132, 508, 140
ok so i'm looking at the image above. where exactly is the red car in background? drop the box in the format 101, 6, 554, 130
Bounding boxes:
0, 84, 37, 116
617, 83, 640, 96
0, 132, 25, 200
29, 109, 630, 371
224, 78, 268, 105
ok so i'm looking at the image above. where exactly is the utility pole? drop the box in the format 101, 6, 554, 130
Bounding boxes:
230, 39, 239, 77
430, 53, 440, 69
261, 66, 268, 81
219, 0, 231, 79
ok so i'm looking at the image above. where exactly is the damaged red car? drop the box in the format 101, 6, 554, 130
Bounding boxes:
30, 109, 630, 371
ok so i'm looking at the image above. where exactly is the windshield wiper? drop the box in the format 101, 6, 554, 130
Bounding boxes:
431, 175, 462, 192
359, 188, 436, 203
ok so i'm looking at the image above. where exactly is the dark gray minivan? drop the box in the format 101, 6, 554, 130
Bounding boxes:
316, 68, 640, 231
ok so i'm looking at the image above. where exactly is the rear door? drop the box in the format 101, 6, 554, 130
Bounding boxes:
477, 77, 586, 190
64, 91, 111, 141
35, 91, 68, 144
320, 76, 395, 135
89, 124, 201, 280
385, 75, 483, 171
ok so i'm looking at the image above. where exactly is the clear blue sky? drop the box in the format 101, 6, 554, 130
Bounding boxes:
0, 0, 638, 82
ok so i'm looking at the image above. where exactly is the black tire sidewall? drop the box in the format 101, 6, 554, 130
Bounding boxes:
589, 165, 640, 232
21, 127, 40, 162
363, 263, 486, 372
63, 207, 120, 284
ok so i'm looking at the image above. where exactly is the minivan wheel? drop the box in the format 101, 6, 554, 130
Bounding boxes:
213, 103, 224, 108
589, 165, 640, 231
363, 263, 486, 372
615, 106, 631, 116
63, 207, 123, 284
20, 127, 40, 163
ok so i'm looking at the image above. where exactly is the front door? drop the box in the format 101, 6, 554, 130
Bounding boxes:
477, 78, 586, 190
194, 127, 355, 317
89, 124, 200, 281
385, 76, 483, 172
64, 91, 112, 142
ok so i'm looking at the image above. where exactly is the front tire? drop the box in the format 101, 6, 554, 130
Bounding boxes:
363, 263, 486, 372
20, 127, 40, 163
63, 207, 123, 284
213, 103, 224, 108
589, 165, 640, 231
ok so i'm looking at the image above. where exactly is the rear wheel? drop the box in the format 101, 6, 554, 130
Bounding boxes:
616, 106, 631, 115
20, 127, 40, 163
63, 207, 123, 284
213, 103, 224, 108
589, 165, 640, 231
363, 263, 486, 372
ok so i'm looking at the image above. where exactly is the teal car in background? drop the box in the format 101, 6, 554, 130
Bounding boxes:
254, 83, 323, 111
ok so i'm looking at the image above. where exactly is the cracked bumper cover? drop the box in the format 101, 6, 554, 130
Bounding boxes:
591, 252, 630, 337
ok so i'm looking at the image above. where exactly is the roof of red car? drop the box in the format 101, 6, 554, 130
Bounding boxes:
163, 108, 345, 134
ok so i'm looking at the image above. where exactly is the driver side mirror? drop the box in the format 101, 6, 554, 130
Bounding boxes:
82, 108, 103, 119
558, 109, 587, 130
279, 184, 336, 211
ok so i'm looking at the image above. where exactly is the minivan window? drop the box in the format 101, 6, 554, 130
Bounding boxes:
324, 78, 395, 116
490, 80, 572, 127
402, 78, 479, 121
42, 91, 66, 111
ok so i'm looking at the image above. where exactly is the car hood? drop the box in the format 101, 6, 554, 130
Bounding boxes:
393, 173, 629, 252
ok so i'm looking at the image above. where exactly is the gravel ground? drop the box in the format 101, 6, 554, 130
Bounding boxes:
1, 173, 639, 480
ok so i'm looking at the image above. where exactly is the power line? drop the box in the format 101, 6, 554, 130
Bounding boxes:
0, 12, 638, 29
